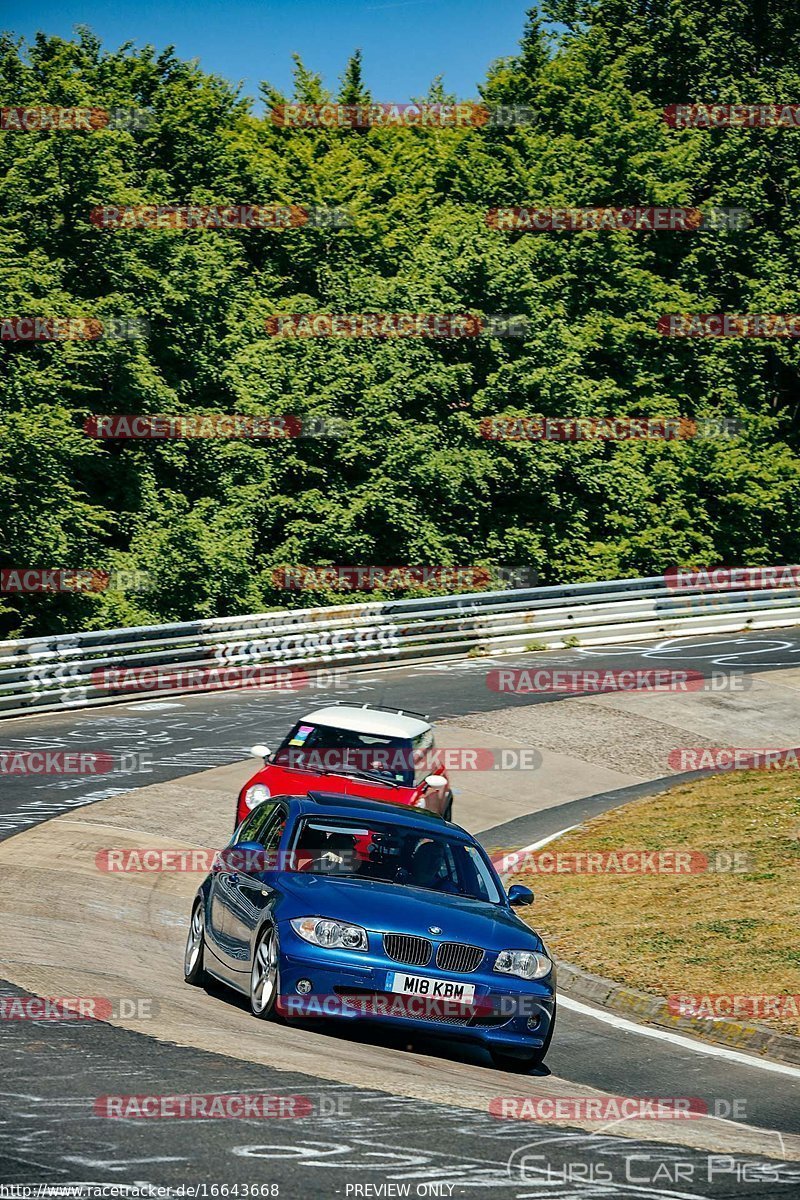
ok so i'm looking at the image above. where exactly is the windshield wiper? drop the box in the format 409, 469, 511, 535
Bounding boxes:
271, 755, 404, 788
314, 763, 403, 788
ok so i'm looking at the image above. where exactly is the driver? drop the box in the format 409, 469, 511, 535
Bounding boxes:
410, 839, 458, 893
317, 831, 358, 875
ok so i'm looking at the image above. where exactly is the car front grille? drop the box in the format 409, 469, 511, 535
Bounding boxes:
435, 942, 484, 973
382, 933, 432, 967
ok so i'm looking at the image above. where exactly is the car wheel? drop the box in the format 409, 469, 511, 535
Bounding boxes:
184, 900, 207, 986
443, 792, 453, 821
250, 926, 280, 1018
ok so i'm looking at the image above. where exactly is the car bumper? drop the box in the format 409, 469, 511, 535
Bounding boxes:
275, 923, 556, 1053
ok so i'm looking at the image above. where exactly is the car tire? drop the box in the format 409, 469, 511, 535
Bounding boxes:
249, 926, 280, 1019
490, 1001, 556, 1071
184, 900, 207, 986
443, 792, 453, 821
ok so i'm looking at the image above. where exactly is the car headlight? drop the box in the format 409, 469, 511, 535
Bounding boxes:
243, 783, 270, 810
494, 949, 552, 980
290, 917, 368, 951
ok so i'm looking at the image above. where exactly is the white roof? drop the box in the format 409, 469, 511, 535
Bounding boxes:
302, 705, 431, 739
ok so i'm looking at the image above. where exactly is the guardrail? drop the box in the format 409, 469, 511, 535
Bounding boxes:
1, 574, 799, 718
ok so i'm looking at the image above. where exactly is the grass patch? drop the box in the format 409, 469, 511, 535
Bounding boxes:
517, 770, 800, 1034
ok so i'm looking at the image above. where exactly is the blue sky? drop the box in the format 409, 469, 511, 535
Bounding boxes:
7, 1, 535, 108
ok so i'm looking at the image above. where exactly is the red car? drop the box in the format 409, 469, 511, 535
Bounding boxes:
235, 704, 452, 829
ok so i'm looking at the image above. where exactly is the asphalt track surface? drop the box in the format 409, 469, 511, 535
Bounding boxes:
2, 631, 800, 1198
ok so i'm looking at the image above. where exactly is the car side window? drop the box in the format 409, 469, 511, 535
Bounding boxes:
461, 844, 501, 904
413, 730, 435, 785
260, 805, 287, 854
237, 802, 276, 844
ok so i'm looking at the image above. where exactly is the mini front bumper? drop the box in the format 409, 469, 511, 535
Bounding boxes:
275, 923, 556, 1053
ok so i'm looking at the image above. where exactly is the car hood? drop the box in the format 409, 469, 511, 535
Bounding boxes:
276, 873, 543, 951
254, 763, 416, 804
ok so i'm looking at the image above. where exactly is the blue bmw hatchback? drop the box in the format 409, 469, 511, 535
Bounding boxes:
184, 792, 556, 1070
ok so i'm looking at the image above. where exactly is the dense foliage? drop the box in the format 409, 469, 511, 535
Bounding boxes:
2, 3, 800, 636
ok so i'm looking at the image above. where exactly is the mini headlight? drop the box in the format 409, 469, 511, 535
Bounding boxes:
244, 783, 270, 810
494, 949, 552, 980
290, 917, 368, 951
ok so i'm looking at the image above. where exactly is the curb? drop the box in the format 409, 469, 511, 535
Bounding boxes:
558, 961, 800, 1066
478, 776, 800, 1069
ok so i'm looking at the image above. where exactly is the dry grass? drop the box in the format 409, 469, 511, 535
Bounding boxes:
513, 771, 800, 1034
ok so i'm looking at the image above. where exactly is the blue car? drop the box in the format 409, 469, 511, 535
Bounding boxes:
184, 792, 556, 1070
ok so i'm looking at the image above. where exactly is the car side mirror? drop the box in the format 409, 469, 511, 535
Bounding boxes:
507, 884, 534, 907
249, 744, 272, 764
423, 774, 447, 790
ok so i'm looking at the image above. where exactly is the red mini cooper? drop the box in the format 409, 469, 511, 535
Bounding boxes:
235, 704, 452, 829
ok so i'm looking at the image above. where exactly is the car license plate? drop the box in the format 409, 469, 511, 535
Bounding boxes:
386, 971, 475, 1004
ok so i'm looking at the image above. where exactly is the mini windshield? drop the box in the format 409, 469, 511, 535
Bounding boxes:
289, 817, 502, 904
272, 721, 418, 785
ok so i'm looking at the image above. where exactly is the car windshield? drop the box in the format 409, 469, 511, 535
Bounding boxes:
271, 721, 418, 785
288, 817, 502, 904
